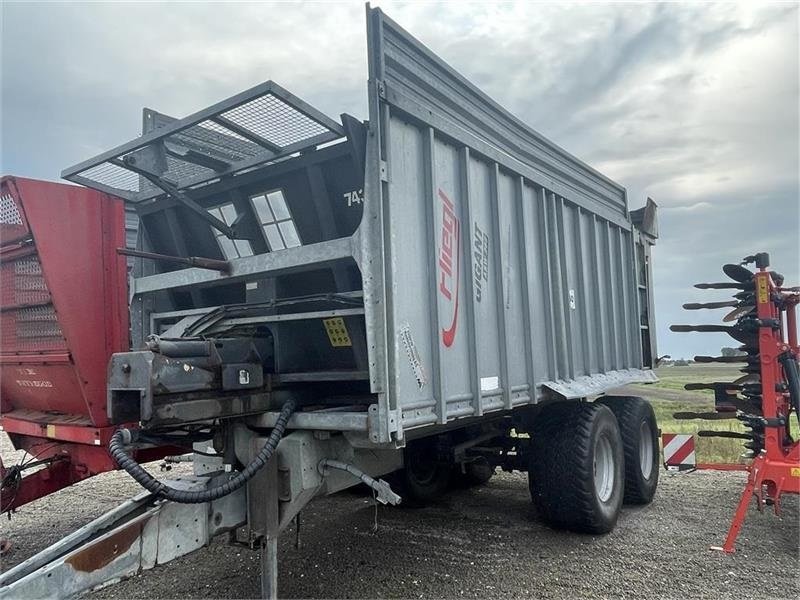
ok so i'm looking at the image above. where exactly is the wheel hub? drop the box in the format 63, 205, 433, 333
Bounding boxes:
594, 434, 615, 503
639, 421, 654, 480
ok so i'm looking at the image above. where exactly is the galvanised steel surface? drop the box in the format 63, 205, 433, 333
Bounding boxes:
360, 7, 657, 442
61, 6, 658, 448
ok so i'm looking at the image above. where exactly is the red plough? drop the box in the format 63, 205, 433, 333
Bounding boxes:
669, 253, 800, 552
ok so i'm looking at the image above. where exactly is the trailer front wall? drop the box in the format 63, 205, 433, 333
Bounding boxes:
362, 8, 650, 440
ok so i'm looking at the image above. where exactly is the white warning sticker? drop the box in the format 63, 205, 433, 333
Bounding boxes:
480, 376, 499, 392
399, 324, 427, 389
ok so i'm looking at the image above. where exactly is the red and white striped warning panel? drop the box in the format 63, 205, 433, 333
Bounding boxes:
662, 433, 696, 470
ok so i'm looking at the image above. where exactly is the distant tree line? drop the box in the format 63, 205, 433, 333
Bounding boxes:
660, 347, 744, 367
720, 347, 746, 357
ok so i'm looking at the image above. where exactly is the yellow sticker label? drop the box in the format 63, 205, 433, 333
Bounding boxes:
757, 276, 769, 304
46, 424, 56, 439
791, 467, 800, 477
323, 317, 352, 347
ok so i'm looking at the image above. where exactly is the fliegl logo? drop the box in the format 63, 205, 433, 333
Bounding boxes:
438, 189, 460, 347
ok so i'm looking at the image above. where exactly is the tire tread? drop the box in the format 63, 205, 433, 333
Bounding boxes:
529, 402, 622, 533
597, 396, 659, 505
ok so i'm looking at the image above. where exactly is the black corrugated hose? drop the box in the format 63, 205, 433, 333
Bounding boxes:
108, 400, 295, 504
778, 352, 800, 428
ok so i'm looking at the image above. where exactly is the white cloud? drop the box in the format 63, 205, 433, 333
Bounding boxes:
1, 1, 797, 359
661, 201, 715, 213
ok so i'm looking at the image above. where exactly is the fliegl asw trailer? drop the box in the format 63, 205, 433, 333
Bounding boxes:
1, 6, 660, 599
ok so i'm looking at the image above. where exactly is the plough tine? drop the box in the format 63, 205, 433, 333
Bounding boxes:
694, 355, 757, 364
682, 301, 739, 310
723, 264, 754, 283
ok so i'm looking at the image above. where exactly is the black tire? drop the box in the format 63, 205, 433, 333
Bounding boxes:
528, 401, 624, 534
392, 440, 452, 506
596, 395, 659, 505
455, 457, 495, 487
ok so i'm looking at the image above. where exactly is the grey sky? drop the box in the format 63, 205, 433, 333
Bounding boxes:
2, 1, 798, 359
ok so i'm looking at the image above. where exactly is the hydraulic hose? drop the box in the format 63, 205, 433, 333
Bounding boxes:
109, 400, 295, 504
318, 459, 402, 505
778, 351, 800, 428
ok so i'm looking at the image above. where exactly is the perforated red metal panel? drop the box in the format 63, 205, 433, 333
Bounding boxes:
0, 183, 29, 243
1, 253, 67, 352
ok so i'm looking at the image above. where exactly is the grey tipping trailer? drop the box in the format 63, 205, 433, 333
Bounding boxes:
14, 5, 661, 599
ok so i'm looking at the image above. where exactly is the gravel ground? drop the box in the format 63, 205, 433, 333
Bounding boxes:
2, 433, 798, 599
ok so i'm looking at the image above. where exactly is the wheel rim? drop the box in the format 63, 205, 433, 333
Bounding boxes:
594, 434, 615, 503
639, 420, 654, 480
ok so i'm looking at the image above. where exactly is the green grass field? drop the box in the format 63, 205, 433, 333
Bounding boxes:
620, 364, 797, 464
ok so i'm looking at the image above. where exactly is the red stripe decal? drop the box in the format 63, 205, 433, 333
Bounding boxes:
668, 438, 695, 465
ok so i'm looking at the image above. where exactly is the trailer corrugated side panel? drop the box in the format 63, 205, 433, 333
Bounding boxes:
361, 7, 655, 441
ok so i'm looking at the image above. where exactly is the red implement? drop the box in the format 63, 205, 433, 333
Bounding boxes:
672, 254, 800, 553
717, 268, 800, 553
0, 176, 165, 512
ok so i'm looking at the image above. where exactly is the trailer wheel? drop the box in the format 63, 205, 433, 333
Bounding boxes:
393, 441, 452, 506
596, 396, 659, 505
528, 402, 624, 534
